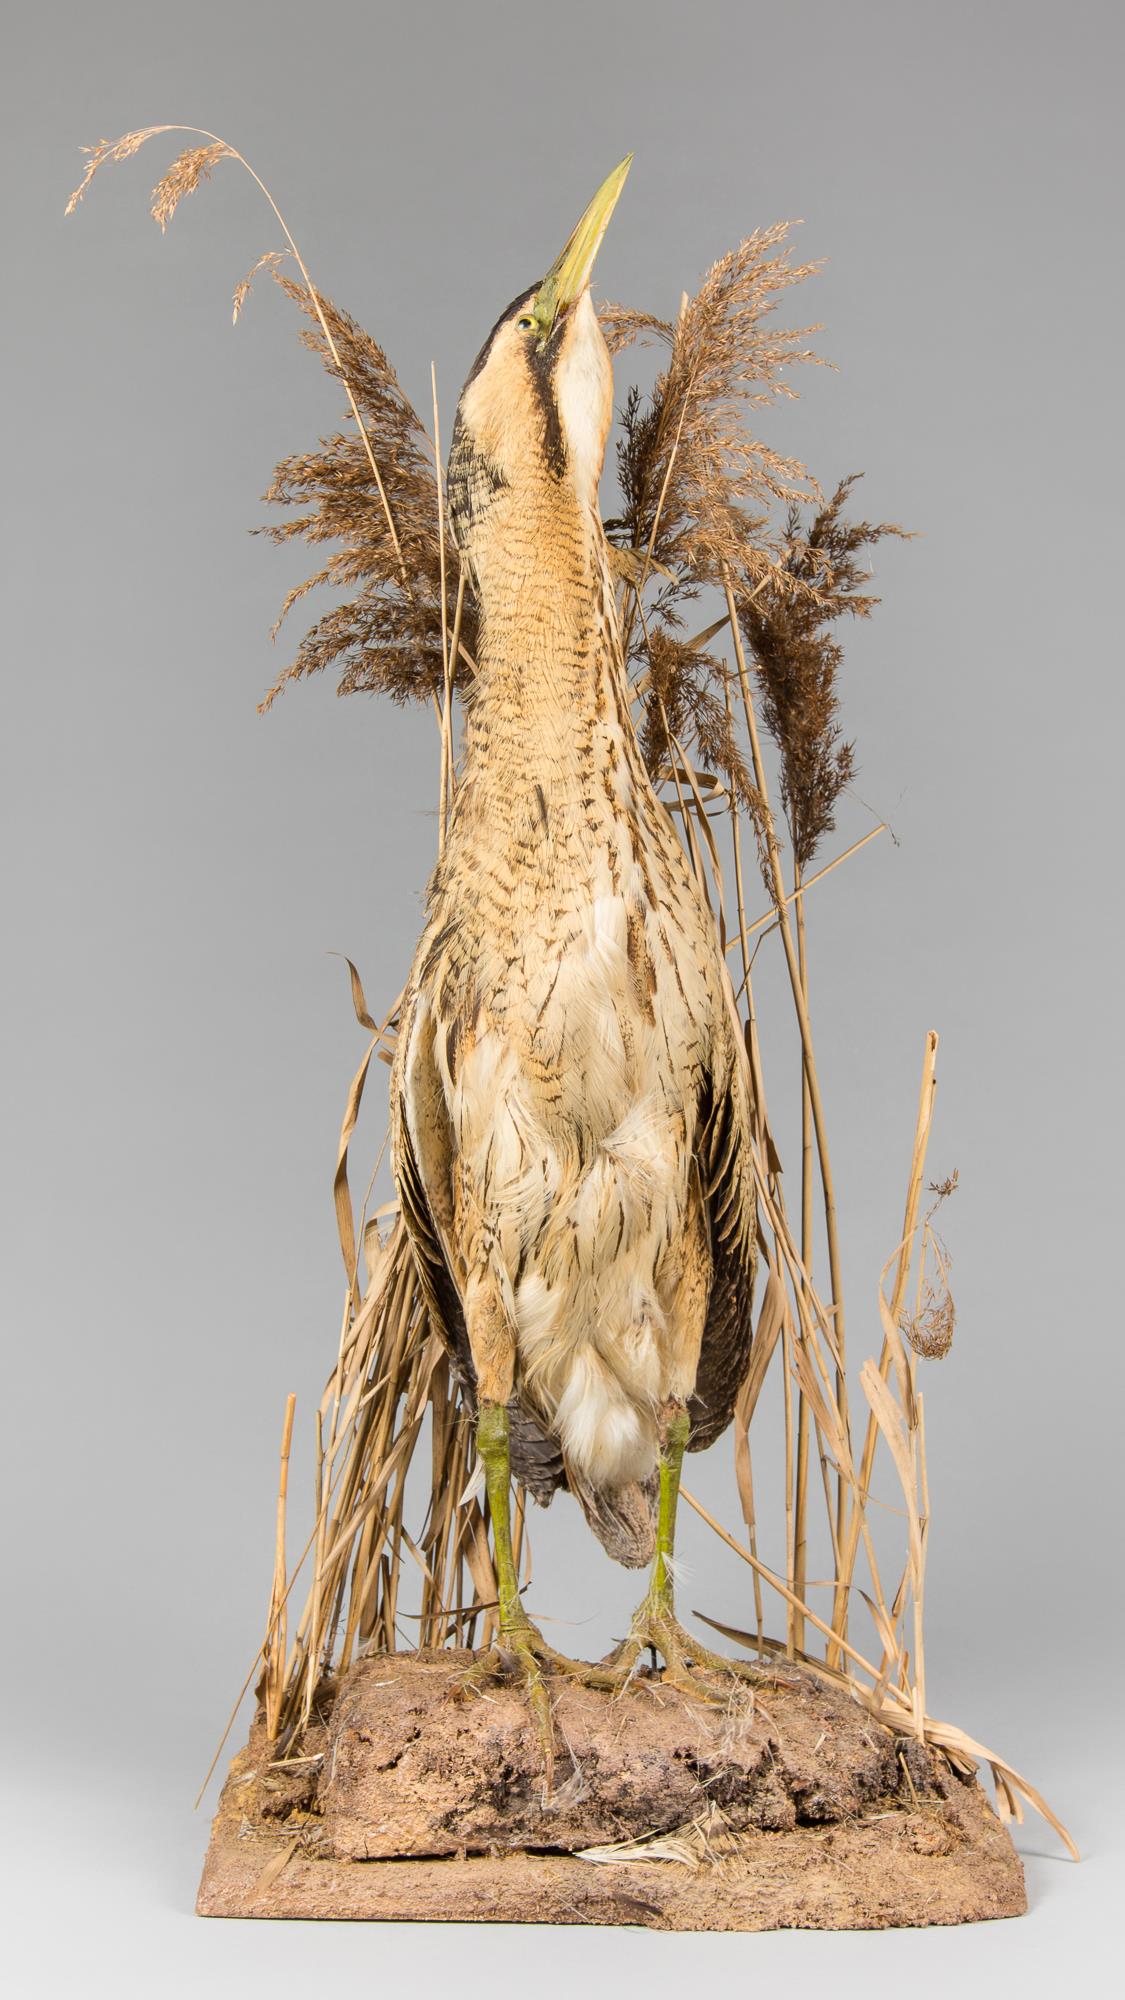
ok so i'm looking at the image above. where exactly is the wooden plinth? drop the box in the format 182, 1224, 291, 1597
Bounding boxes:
197, 1650, 1025, 1930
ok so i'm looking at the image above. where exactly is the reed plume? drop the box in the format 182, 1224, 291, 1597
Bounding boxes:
257, 279, 477, 711
737, 475, 910, 873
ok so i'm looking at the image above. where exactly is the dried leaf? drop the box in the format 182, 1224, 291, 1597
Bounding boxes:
252, 1836, 300, 1899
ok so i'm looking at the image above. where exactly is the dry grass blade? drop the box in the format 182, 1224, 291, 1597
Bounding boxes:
252, 1835, 301, 1899
725, 581, 852, 1584
577, 1804, 737, 1869
262, 1392, 296, 1741
860, 1358, 926, 1733
690, 1603, 1077, 1858
684, 1493, 893, 1686
734, 824, 888, 944
834, 1032, 939, 1625
250, 963, 501, 1738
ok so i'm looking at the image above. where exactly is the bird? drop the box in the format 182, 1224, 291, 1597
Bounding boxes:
391, 157, 758, 1716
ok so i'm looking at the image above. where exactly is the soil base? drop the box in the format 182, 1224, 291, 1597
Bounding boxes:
197, 1649, 1026, 1929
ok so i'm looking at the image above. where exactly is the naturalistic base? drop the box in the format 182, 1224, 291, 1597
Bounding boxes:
197, 1650, 1025, 1930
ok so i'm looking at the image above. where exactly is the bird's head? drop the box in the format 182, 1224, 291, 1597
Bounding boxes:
448, 156, 631, 568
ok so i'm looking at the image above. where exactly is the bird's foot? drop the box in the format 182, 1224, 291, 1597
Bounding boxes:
583, 1588, 765, 1700
452, 1611, 584, 1786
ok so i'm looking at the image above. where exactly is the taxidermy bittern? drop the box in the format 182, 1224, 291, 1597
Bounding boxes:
392, 158, 758, 1719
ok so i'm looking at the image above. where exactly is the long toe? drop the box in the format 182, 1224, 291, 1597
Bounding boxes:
452, 1624, 559, 1786
602, 1601, 768, 1698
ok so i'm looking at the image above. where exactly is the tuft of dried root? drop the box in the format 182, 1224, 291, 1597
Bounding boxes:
900, 1173, 958, 1360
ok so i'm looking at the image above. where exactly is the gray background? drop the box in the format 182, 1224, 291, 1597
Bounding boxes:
3, 0, 1122, 1991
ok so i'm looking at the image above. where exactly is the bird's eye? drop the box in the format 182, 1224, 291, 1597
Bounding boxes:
517, 313, 536, 332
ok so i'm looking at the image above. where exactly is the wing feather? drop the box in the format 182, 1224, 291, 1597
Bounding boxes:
392, 993, 566, 1505
688, 1023, 758, 1451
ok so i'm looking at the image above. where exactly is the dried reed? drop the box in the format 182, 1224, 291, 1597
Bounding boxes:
68, 130, 1074, 1855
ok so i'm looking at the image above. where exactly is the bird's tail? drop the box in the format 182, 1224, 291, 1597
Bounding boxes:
568, 1469, 658, 1569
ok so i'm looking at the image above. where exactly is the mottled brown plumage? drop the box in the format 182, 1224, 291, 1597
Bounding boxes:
391, 175, 757, 1580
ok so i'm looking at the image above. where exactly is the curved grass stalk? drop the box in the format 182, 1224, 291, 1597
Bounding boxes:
67, 125, 409, 585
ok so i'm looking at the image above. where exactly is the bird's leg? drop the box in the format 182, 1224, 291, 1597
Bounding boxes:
590, 1400, 763, 1696
649, 1398, 690, 1621
454, 1400, 581, 1778
477, 1398, 531, 1637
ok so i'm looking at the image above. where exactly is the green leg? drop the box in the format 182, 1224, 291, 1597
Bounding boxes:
456, 1401, 583, 1781
650, 1402, 691, 1613
475, 1399, 526, 1633
585, 1400, 764, 1696
460, 1399, 761, 1720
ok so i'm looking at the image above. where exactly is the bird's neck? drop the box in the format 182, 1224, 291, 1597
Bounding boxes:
461, 488, 638, 797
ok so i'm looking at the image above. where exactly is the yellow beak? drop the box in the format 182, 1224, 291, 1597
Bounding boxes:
533, 154, 632, 338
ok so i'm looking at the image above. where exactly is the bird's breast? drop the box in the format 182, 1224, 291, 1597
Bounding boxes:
434, 778, 715, 1119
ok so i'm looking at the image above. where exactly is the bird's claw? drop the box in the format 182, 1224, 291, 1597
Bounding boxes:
452, 1613, 586, 1786
450, 1598, 761, 1786
582, 1591, 765, 1699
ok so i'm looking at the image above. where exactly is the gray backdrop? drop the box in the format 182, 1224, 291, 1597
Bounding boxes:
3, 0, 1122, 1991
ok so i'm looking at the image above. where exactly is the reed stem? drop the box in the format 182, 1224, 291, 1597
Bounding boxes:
265, 1391, 297, 1741
723, 577, 851, 1648
793, 869, 812, 1651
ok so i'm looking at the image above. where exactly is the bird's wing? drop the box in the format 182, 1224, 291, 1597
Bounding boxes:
392, 993, 473, 1387
392, 990, 566, 1505
688, 1015, 759, 1451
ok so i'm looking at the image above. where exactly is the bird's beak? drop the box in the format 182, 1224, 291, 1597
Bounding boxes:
534, 154, 632, 336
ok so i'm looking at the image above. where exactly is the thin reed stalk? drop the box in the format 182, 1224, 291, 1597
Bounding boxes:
263, 1392, 296, 1741
835, 1032, 939, 1625
792, 869, 812, 1652
724, 576, 851, 1635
